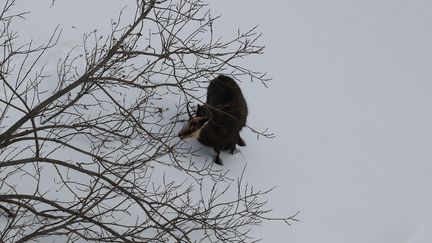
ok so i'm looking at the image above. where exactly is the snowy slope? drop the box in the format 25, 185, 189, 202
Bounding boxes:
7, 0, 432, 242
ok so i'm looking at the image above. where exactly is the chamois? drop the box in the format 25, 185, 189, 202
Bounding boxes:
178, 75, 248, 165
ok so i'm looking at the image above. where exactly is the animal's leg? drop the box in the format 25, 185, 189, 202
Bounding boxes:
229, 144, 238, 154
213, 148, 223, 165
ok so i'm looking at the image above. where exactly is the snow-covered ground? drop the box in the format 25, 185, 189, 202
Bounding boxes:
8, 0, 432, 242
207, 1, 432, 242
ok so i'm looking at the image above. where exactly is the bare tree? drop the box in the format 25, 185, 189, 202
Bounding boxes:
0, 0, 297, 242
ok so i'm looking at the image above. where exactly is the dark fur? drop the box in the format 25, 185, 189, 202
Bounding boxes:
193, 75, 248, 165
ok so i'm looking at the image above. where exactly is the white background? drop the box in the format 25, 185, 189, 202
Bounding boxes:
12, 0, 432, 242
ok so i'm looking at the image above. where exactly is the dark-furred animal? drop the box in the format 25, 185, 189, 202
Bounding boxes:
178, 75, 248, 165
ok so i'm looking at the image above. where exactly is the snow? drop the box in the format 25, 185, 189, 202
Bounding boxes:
206, 0, 432, 242
5, 0, 432, 242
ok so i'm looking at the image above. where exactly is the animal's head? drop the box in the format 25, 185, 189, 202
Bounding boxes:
178, 104, 210, 139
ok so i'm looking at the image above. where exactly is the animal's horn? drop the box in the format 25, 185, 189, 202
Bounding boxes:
186, 101, 192, 118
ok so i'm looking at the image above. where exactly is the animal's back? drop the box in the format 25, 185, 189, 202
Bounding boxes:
206, 75, 248, 128
207, 75, 241, 105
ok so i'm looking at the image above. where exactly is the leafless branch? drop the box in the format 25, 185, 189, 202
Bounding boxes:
0, 0, 295, 242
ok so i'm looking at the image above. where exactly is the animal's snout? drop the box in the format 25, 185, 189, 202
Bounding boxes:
178, 124, 190, 139
178, 130, 187, 139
